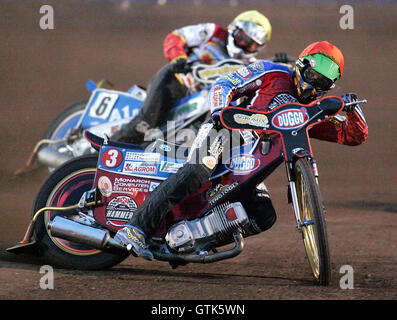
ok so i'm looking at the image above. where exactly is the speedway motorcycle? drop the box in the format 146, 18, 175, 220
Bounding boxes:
7, 95, 366, 285
15, 58, 246, 174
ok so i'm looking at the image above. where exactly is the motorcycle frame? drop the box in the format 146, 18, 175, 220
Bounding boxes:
7, 96, 347, 263
84, 96, 345, 240
220, 96, 346, 231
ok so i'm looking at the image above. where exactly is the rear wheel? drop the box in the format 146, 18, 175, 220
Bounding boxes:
32, 155, 129, 270
41, 100, 88, 171
294, 158, 331, 285
43, 100, 87, 140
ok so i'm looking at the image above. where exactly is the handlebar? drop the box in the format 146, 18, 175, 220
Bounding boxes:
344, 99, 367, 107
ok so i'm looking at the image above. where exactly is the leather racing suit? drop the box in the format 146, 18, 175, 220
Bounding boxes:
111, 23, 233, 143
124, 60, 368, 237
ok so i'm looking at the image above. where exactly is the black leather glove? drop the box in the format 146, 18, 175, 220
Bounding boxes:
171, 57, 190, 74
273, 52, 290, 63
211, 109, 222, 128
342, 92, 358, 112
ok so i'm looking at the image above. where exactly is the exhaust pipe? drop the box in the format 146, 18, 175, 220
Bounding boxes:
48, 216, 126, 251
37, 146, 73, 169
48, 217, 244, 264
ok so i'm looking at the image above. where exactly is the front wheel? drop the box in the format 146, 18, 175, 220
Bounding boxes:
32, 155, 129, 270
293, 158, 331, 285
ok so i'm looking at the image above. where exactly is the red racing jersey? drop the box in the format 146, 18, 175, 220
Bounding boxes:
163, 23, 230, 64
209, 60, 368, 146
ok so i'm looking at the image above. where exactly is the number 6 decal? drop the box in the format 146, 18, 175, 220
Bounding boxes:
101, 148, 123, 168
89, 92, 119, 120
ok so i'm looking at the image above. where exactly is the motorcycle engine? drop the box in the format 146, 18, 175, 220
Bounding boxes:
165, 202, 249, 253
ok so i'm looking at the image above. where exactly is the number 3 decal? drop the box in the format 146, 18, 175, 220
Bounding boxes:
101, 148, 123, 168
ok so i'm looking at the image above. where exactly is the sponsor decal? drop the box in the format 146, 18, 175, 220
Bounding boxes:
226, 154, 261, 174
224, 72, 241, 85
125, 152, 160, 162
233, 113, 270, 129
168, 102, 198, 121
113, 177, 150, 193
159, 144, 172, 152
208, 182, 238, 205
101, 148, 123, 168
310, 57, 316, 67
236, 81, 257, 94
225, 207, 238, 221
124, 152, 158, 162
268, 93, 298, 110
207, 184, 224, 198
198, 65, 241, 80
202, 156, 217, 169
236, 67, 253, 79
98, 176, 113, 197
250, 61, 264, 72
271, 108, 309, 130
292, 147, 305, 155
123, 161, 158, 175
105, 195, 137, 225
149, 181, 160, 192
159, 161, 184, 173
212, 85, 224, 108
199, 53, 214, 65
88, 92, 118, 120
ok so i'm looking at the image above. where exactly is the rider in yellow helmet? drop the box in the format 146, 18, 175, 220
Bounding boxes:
226, 10, 272, 63
110, 11, 284, 145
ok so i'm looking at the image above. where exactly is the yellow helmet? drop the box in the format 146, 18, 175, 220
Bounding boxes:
227, 10, 272, 61
231, 10, 272, 45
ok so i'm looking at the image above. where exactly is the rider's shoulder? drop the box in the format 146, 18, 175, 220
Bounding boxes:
249, 60, 291, 73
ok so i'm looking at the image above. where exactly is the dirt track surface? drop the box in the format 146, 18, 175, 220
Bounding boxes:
1, 1, 396, 301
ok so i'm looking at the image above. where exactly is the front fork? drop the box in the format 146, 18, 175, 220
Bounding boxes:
286, 157, 319, 230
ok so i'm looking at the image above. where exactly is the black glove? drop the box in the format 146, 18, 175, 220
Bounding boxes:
341, 92, 358, 112
211, 109, 222, 128
273, 52, 290, 63
171, 57, 190, 74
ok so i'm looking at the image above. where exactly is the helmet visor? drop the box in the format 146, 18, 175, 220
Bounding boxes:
233, 28, 262, 53
303, 67, 334, 91
305, 53, 341, 81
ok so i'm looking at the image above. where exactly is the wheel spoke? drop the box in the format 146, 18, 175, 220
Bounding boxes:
294, 159, 329, 284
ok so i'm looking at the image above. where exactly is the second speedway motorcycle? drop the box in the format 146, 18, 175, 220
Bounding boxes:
16, 58, 245, 174
8, 95, 365, 286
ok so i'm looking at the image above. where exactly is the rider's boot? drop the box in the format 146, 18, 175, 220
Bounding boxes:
114, 225, 153, 260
